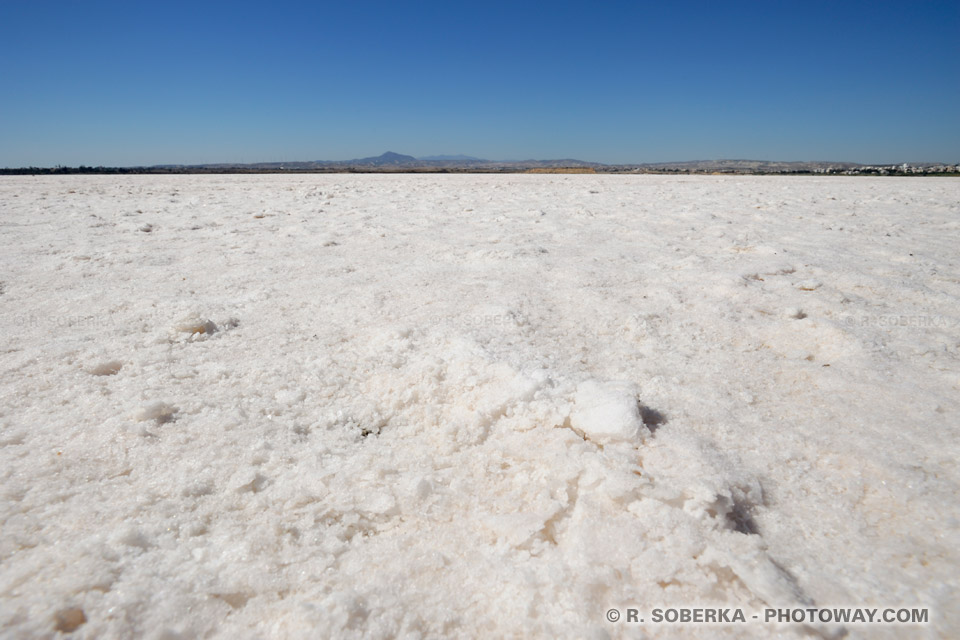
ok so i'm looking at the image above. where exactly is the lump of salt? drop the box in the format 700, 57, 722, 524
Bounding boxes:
135, 402, 178, 424
173, 315, 217, 336
570, 380, 647, 444
53, 608, 86, 633
88, 360, 123, 376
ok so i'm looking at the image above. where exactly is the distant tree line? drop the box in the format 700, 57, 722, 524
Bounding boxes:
0, 166, 469, 175
0, 166, 161, 175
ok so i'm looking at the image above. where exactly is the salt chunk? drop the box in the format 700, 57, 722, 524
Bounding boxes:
181, 478, 214, 497
234, 471, 269, 493
482, 512, 548, 547
413, 477, 433, 500
358, 492, 398, 516
795, 279, 823, 291
88, 360, 123, 376
275, 389, 306, 406
135, 402, 178, 424
114, 526, 152, 549
54, 608, 86, 633
173, 315, 217, 336
570, 380, 646, 444
762, 261, 796, 275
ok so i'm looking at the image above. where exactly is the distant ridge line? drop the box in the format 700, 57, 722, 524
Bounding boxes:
2, 152, 958, 175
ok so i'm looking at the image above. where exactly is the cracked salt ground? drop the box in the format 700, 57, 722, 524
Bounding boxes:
1, 175, 958, 639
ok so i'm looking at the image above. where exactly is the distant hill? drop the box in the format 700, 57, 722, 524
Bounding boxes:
255, 152, 608, 171
352, 151, 419, 166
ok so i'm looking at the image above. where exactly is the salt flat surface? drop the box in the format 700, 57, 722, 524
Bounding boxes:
0, 174, 958, 639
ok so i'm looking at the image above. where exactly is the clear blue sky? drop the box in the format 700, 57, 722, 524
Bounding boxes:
1, 0, 957, 166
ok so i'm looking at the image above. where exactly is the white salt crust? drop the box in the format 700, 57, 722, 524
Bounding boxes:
0, 174, 957, 639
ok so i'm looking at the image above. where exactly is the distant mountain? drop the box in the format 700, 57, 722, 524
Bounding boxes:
315, 152, 603, 170
352, 151, 419, 166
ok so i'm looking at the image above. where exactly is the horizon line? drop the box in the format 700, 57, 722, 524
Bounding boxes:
4, 153, 960, 170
